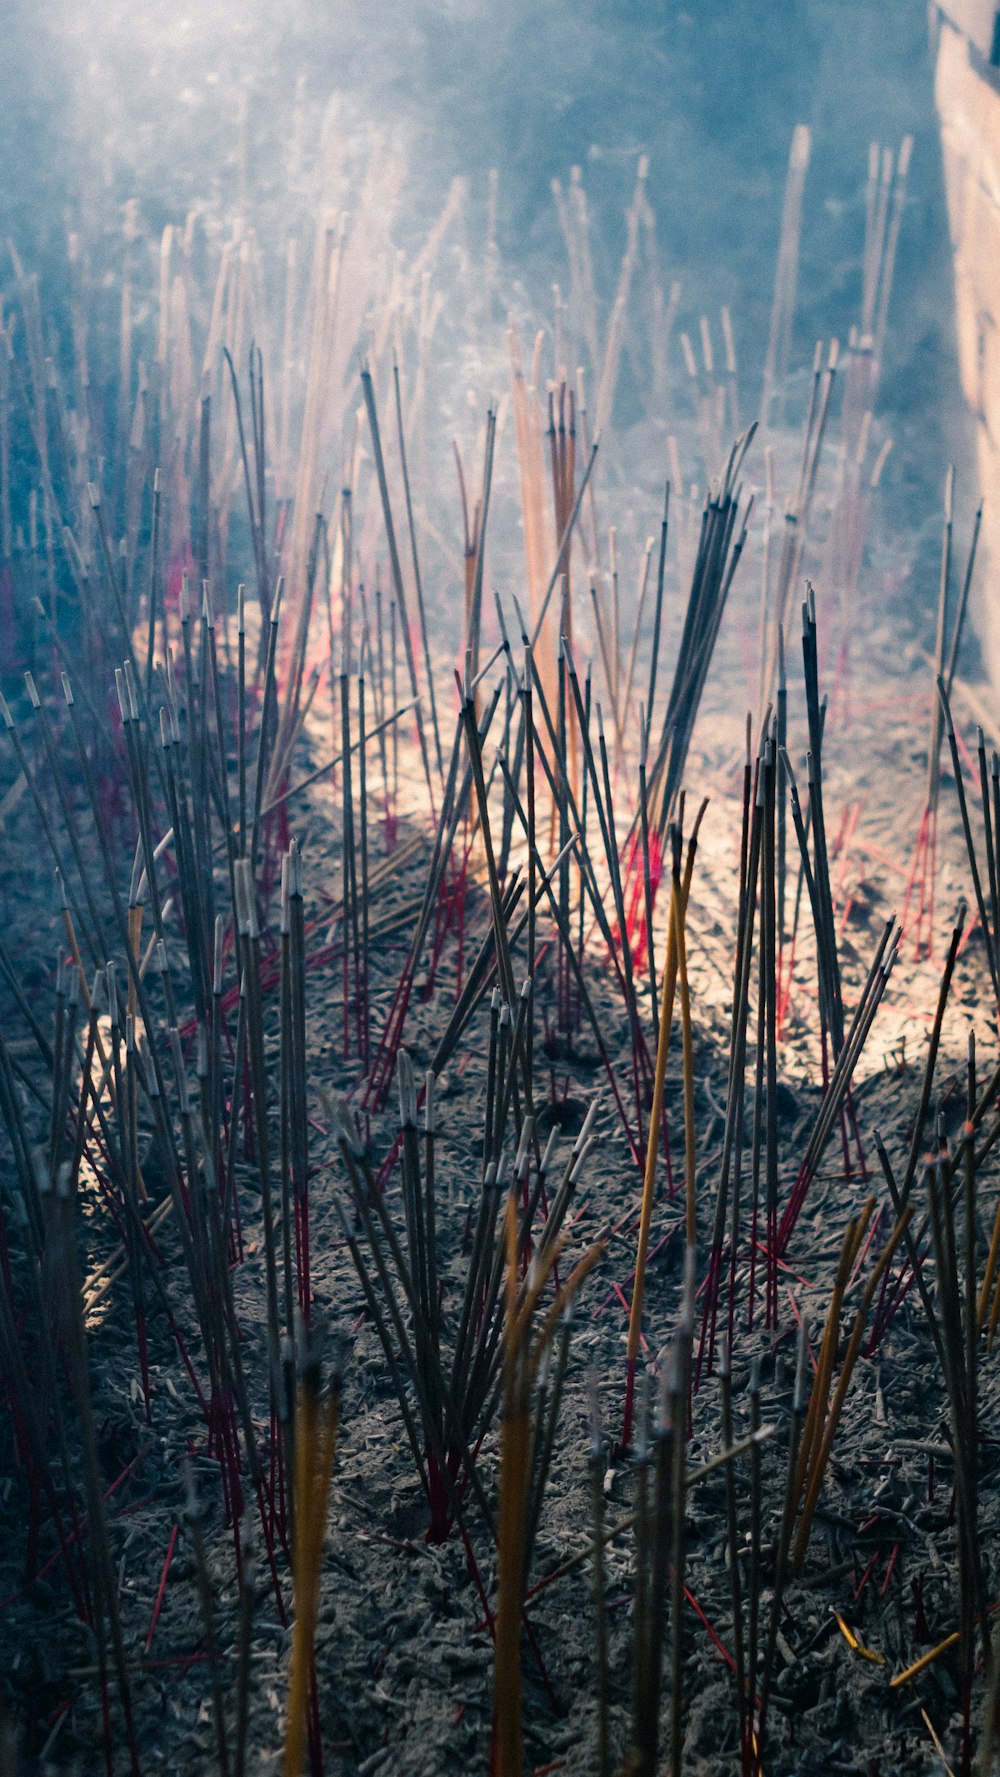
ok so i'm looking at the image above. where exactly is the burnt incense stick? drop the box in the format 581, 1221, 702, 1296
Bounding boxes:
668, 1249, 696, 1777
644, 481, 670, 754
754, 1315, 808, 1774
646, 432, 755, 832
285, 1333, 342, 1777
623, 805, 705, 1447
360, 366, 435, 805
184, 1469, 231, 1777
393, 361, 444, 782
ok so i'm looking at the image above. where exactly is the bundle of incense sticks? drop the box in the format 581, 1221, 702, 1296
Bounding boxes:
330, 1074, 602, 1549
644, 427, 756, 835
493, 1191, 603, 1777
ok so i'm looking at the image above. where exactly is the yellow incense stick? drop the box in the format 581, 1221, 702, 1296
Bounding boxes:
285, 1367, 341, 1777
889, 1632, 960, 1689
794, 1208, 908, 1573
285, 1376, 317, 1777
834, 1611, 885, 1666
794, 1215, 856, 1501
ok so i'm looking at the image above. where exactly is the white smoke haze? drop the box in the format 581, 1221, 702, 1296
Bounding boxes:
0, 0, 974, 666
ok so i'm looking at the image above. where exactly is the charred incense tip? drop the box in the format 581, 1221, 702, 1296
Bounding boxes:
778, 745, 798, 800
575, 1099, 600, 1157
280, 854, 290, 935
326, 1090, 363, 1160
493, 593, 511, 657
123, 661, 139, 721
569, 1138, 597, 1186
397, 1050, 417, 1128
213, 916, 224, 997
540, 1123, 560, 1177
954, 898, 968, 935
331, 1190, 353, 1245
234, 859, 259, 940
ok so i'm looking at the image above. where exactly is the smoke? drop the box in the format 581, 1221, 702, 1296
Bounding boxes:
5, 1, 946, 347
0, 1, 971, 656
